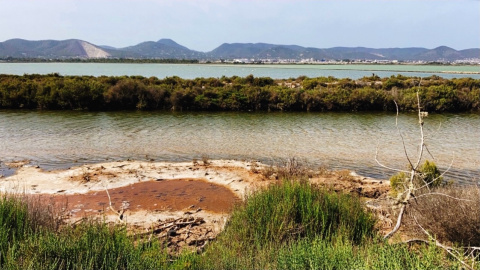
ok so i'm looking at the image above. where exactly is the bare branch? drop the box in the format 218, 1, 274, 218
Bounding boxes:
103, 181, 125, 221
413, 91, 425, 171
413, 216, 474, 270
414, 192, 474, 202
375, 144, 409, 174
415, 155, 454, 190
424, 143, 435, 160
384, 203, 407, 239
394, 100, 413, 168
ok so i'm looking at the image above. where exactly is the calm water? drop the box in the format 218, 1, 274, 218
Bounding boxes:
0, 63, 479, 79
1, 110, 479, 184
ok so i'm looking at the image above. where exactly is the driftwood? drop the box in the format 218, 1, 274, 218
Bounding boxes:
151, 216, 205, 234
103, 183, 126, 220
136, 214, 216, 255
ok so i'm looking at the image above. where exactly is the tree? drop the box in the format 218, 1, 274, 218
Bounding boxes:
376, 87, 478, 269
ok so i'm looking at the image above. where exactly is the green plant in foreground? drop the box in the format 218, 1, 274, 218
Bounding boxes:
198, 179, 377, 269
1, 180, 469, 269
0, 195, 30, 266
390, 160, 443, 197
195, 179, 463, 269
0, 195, 172, 269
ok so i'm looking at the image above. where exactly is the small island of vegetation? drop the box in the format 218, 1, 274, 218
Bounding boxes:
0, 73, 479, 112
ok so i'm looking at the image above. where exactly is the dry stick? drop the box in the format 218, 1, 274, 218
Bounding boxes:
414, 192, 474, 202
381, 83, 477, 267
394, 100, 414, 169
374, 101, 410, 174
412, 216, 474, 270
103, 182, 125, 220
384, 91, 427, 239
416, 157, 454, 190
375, 148, 409, 174
385, 95, 462, 239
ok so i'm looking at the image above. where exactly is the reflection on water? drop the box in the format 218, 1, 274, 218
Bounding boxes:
1, 110, 479, 183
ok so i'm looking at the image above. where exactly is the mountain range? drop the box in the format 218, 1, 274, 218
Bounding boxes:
0, 38, 478, 62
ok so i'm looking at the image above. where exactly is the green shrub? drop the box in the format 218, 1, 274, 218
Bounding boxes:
1, 74, 479, 112
200, 179, 376, 269
0, 195, 171, 269
389, 160, 443, 197
389, 171, 409, 197
418, 160, 443, 187
0, 195, 30, 265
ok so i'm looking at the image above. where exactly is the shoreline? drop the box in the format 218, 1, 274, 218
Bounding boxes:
0, 159, 389, 213
0, 160, 267, 225
0, 159, 390, 253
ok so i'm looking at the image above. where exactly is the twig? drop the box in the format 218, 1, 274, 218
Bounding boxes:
413, 216, 474, 270
394, 100, 413, 168
103, 182, 125, 220
414, 192, 474, 202
375, 145, 409, 174
384, 202, 407, 239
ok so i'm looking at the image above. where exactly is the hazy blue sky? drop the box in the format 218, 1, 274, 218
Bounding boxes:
1, 0, 478, 51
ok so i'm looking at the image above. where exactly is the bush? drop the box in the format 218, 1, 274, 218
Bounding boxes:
418, 160, 443, 187
408, 186, 480, 246
200, 179, 376, 268
1, 74, 479, 112
0, 195, 170, 269
389, 160, 443, 197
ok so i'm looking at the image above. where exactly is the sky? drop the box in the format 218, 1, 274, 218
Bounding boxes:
0, 0, 478, 52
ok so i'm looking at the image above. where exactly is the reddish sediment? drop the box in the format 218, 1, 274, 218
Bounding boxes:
49, 178, 240, 218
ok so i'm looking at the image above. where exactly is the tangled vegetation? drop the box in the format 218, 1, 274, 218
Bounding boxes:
1, 179, 471, 269
0, 73, 479, 112
389, 160, 444, 197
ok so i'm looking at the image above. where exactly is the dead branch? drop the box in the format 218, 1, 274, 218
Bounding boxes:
414, 192, 474, 202
103, 182, 126, 220
394, 100, 413, 168
413, 216, 474, 270
384, 89, 426, 239
374, 146, 409, 174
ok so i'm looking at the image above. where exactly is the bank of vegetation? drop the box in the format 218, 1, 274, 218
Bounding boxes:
2, 176, 478, 269
0, 74, 479, 112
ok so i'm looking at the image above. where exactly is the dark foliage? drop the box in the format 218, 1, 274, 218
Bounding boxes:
1, 74, 479, 112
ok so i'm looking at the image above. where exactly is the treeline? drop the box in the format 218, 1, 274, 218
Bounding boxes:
0, 73, 479, 112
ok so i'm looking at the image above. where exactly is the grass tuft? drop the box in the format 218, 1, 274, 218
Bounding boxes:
198, 179, 376, 268
1, 179, 473, 269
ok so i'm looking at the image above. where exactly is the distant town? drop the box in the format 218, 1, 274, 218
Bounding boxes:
203, 58, 480, 65
0, 38, 479, 65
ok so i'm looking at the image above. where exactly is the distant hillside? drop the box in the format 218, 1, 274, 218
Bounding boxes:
0, 39, 110, 58
210, 43, 478, 62
0, 38, 478, 62
110, 39, 205, 59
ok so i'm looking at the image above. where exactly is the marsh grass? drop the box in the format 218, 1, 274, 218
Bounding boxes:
0, 194, 172, 269
260, 157, 314, 180
194, 179, 462, 269
197, 179, 377, 268
275, 236, 452, 270
0, 181, 470, 269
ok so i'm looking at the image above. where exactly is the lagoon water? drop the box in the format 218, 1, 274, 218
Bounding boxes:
1, 63, 479, 183
1, 110, 479, 184
0, 63, 479, 79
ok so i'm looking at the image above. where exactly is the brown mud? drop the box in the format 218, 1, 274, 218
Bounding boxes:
54, 178, 240, 218
1, 159, 391, 254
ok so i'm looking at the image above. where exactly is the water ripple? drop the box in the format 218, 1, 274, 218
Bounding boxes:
1, 110, 479, 183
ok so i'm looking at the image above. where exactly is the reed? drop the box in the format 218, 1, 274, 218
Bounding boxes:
0, 181, 470, 269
